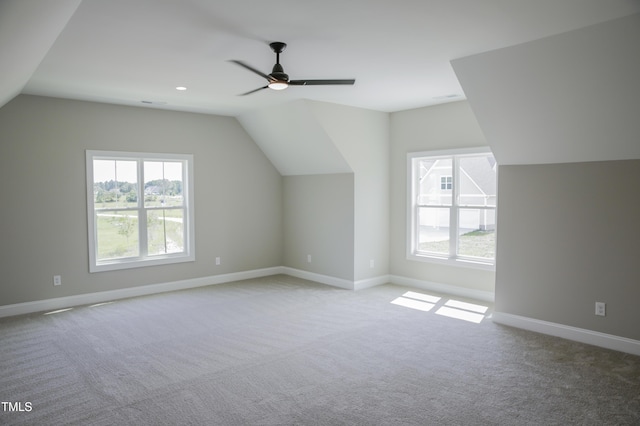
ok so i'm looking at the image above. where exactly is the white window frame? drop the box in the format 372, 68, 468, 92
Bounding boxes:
86, 150, 195, 273
407, 147, 496, 270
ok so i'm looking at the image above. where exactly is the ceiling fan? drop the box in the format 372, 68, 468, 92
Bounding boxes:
230, 42, 356, 96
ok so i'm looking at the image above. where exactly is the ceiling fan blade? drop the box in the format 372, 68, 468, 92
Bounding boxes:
240, 86, 268, 96
289, 79, 355, 86
229, 60, 273, 81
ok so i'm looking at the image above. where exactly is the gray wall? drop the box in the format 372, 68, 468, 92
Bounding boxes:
309, 101, 389, 281
0, 95, 283, 306
496, 160, 640, 341
389, 101, 496, 293
452, 13, 640, 341
283, 174, 354, 281
239, 99, 389, 283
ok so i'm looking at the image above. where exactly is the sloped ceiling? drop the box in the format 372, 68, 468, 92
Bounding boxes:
0, 0, 81, 108
452, 13, 640, 165
237, 100, 352, 176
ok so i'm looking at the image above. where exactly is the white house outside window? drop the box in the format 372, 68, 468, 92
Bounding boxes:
408, 147, 497, 269
86, 150, 195, 272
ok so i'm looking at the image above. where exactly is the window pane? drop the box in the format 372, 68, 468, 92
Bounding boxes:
459, 154, 497, 207
457, 208, 496, 259
93, 160, 138, 209
96, 211, 139, 260
144, 161, 184, 208
417, 207, 450, 254
416, 158, 452, 206
147, 209, 185, 255
440, 176, 452, 190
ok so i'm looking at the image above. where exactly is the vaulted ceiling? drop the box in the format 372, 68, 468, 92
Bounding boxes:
2, 0, 639, 117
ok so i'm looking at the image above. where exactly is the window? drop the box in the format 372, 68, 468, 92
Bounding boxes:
408, 147, 497, 268
86, 151, 195, 272
440, 176, 452, 190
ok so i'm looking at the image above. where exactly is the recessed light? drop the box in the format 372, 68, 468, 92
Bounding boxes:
176, 86, 187, 91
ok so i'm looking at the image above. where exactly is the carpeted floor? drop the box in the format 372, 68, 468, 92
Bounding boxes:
1, 274, 639, 425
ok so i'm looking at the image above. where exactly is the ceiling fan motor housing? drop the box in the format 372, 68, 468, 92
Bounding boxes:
270, 63, 288, 82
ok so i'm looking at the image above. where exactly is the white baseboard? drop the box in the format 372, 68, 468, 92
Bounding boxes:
0, 267, 495, 319
388, 274, 495, 303
282, 269, 391, 291
354, 275, 390, 291
0, 267, 283, 319
281, 267, 354, 290
493, 312, 640, 357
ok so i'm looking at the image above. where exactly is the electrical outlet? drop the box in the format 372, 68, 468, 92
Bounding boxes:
53, 275, 62, 286
370, 259, 375, 268
307, 254, 312, 263
595, 302, 606, 317
215, 257, 221, 265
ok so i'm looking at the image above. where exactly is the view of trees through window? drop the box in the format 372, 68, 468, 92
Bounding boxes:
92, 159, 185, 261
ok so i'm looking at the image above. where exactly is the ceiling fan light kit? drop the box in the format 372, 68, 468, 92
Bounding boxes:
268, 81, 288, 90
231, 42, 355, 95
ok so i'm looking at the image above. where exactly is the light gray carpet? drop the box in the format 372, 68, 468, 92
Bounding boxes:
1, 274, 639, 425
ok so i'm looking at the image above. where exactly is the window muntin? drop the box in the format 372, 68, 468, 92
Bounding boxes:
87, 151, 194, 272
408, 148, 496, 268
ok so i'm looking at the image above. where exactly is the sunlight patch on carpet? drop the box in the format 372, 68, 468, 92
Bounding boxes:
391, 297, 435, 312
436, 306, 485, 323
390, 292, 489, 323
391, 291, 441, 312
43, 307, 74, 315
403, 291, 441, 304
89, 301, 115, 308
444, 299, 488, 314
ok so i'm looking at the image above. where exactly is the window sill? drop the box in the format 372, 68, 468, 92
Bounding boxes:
90, 254, 195, 273
408, 253, 495, 271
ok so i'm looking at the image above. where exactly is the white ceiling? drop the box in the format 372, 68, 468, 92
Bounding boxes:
3, 0, 640, 117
